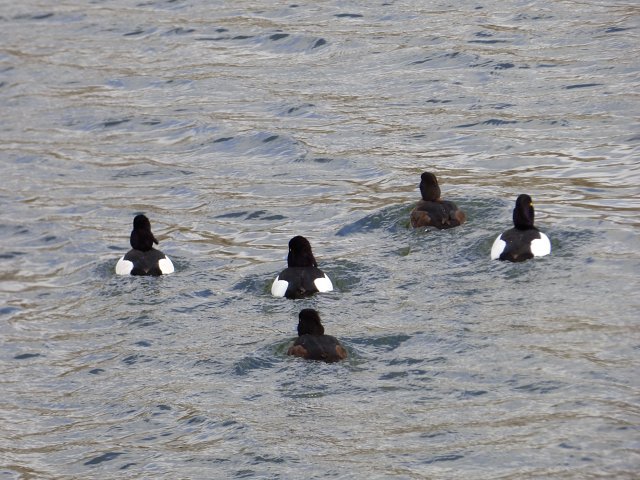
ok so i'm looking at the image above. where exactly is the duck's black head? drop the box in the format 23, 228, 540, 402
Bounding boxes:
297, 308, 325, 336
130, 214, 158, 251
513, 194, 535, 230
287, 235, 317, 268
419, 172, 441, 201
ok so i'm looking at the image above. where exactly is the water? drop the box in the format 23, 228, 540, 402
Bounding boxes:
1, 0, 639, 478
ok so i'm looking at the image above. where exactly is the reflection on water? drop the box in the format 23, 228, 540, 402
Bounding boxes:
1, 0, 639, 478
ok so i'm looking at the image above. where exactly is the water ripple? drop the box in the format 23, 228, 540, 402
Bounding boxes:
1, 0, 638, 478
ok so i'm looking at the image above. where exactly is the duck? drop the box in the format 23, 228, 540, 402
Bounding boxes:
287, 309, 347, 363
410, 172, 467, 229
115, 214, 174, 275
271, 236, 333, 299
491, 194, 551, 262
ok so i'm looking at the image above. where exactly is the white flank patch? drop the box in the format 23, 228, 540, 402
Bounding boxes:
490, 236, 506, 260
271, 277, 289, 297
159, 256, 175, 274
530, 232, 551, 257
314, 274, 334, 293
115, 256, 133, 275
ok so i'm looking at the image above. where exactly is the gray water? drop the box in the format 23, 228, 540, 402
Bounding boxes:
1, 0, 639, 478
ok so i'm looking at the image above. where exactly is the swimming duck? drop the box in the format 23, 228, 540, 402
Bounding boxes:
410, 172, 466, 229
271, 236, 333, 299
115, 214, 174, 275
491, 194, 551, 262
287, 309, 347, 363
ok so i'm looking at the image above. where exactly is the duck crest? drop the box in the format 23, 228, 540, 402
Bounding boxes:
513, 194, 536, 230
298, 308, 325, 336
419, 172, 441, 201
130, 214, 159, 251
287, 235, 317, 267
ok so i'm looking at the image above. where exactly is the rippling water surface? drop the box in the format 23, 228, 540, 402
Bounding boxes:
1, 0, 639, 478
